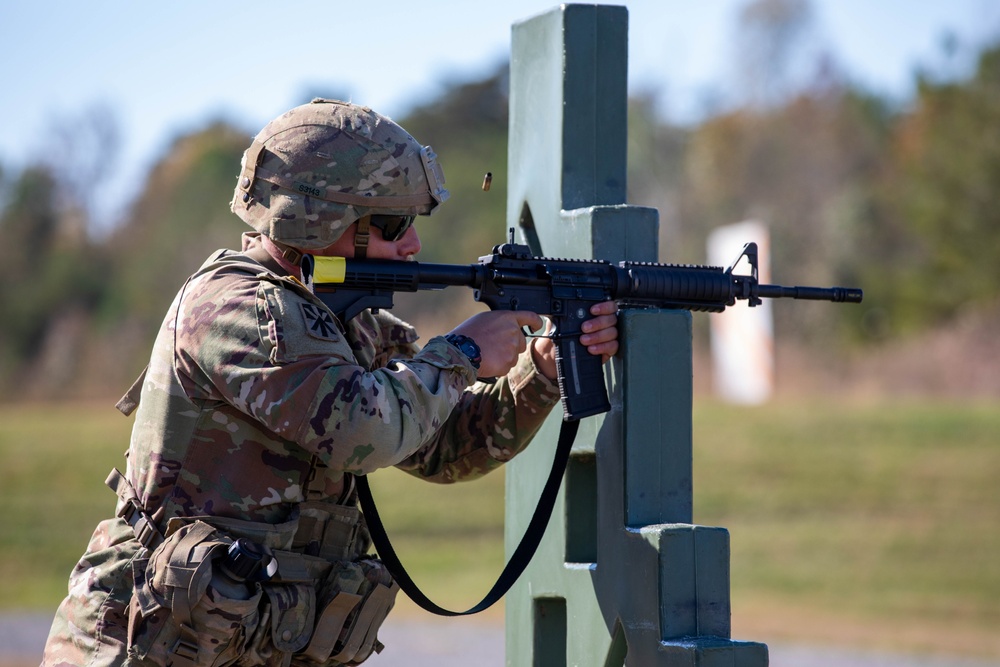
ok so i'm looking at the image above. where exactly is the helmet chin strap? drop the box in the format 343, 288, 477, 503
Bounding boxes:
353, 216, 371, 259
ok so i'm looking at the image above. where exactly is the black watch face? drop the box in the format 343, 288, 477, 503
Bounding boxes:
468, 346, 482, 366
447, 334, 481, 369
460, 341, 481, 367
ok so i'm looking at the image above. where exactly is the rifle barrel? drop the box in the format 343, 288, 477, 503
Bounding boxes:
757, 284, 863, 303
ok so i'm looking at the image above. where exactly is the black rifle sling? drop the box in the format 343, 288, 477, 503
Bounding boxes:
355, 418, 580, 616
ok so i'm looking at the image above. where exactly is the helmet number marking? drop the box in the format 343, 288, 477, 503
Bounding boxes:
295, 182, 324, 198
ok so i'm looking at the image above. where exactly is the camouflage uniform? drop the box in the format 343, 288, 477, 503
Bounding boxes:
41, 231, 561, 667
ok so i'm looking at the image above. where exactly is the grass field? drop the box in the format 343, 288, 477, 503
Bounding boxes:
2, 399, 998, 659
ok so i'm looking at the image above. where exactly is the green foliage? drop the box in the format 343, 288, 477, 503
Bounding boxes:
0, 168, 110, 394
865, 43, 1000, 333
625, 94, 691, 255
672, 87, 896, 346
106, 122, 248, 327
0, 168, 61, 362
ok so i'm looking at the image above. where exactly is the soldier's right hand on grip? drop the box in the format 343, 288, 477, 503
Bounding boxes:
449, 311, 543, 379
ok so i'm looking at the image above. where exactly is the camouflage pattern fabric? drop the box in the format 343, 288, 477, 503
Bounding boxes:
233, 98, 449, 250
41, 232, 561, 666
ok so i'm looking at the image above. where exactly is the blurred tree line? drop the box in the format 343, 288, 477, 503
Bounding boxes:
2, 0, 999, 400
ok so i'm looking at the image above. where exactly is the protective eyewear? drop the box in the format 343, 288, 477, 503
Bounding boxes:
368, 214, 416, 242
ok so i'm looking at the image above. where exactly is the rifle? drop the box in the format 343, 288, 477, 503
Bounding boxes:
301, 231, 862, 616
303, 231, 861, 422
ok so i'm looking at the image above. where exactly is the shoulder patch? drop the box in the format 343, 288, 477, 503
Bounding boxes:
300, 303, 339, 340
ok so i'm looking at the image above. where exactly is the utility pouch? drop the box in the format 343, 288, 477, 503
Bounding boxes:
263, 582, 317, 654
206, 547, 332, 667
300, 558, 399, 666
126, 521, 262, 667
292, 501, 364, 561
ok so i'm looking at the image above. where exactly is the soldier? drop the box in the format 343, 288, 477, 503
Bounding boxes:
41, 99, 618, 667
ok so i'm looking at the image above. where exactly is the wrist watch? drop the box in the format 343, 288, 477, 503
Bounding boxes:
444, 333, 482, 370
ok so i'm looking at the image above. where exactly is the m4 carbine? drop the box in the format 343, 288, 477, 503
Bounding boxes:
302, 233, 862, 422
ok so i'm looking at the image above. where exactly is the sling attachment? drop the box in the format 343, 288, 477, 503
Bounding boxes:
356, 418, 580, 616
107, 468, 163, 551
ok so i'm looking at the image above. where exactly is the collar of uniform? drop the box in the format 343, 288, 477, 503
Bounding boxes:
242, 233, 302, 276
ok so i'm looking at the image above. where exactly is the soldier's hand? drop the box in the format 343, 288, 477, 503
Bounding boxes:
449, 311, 543, 379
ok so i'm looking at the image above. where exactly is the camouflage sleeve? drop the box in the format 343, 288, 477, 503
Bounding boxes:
178, 270, 478, 475
392, 339, 562, 483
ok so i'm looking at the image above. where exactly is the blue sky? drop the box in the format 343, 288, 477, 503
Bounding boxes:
2, 1, 997, 225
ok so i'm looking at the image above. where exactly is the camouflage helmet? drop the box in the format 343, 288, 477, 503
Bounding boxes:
231, 98, 449, 250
